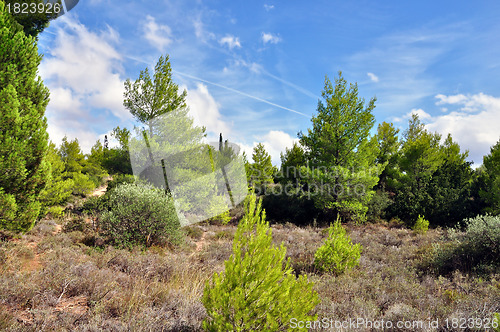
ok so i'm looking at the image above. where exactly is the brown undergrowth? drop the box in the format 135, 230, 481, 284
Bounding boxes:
0, 217, 498, 331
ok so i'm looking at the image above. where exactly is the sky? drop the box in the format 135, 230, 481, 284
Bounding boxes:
37, 0, 500, 166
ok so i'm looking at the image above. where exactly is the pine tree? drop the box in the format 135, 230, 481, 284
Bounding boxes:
123, 54, 188, 137
0, 1, 50, 232
479, 138, 500, 215
202, 195, 319, 331
373, 121, 400, 191
299, 72, 376, 168
250, 143, 274, 189
279, 142, 307, 185
3, 0, 59, 38
390, 114, 444, 223
298, 72, 381, 221
39, 142, 74, 208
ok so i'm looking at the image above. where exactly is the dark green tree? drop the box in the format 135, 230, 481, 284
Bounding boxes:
97, 127, 133, 175
426, 134, 475, 226
299, 73, 376, 168
298, 73, 381, 221
3, 0, 60, 38
373, 121, 400, 191
278, 142, 307, 185
0, 1, 50, 232
365, 122, 400, 221
250, 143, 274, 189
390, 114, 444, 223
123, 54, 188, 136
479, 138, 500, 215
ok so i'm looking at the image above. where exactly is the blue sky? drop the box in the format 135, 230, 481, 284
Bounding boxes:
37, 0, 500, 166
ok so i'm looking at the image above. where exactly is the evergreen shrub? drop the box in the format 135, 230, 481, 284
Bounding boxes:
99, 183, 182, 248
202, 195, 319, 331
314, 217, 362, 275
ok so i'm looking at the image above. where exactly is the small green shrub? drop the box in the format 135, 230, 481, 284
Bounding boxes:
314, 217, 362, 275
99, 183, 182, 248
430, 214, 500, 275
412, 214, 429, 234
47, 206, 65, 219
202, 195, 319, 331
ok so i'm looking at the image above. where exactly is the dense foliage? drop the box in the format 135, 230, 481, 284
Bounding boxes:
0, 1, 50, 232
2, 0, 58, 38
428, 214, 500, 275
99, 183, 182, 248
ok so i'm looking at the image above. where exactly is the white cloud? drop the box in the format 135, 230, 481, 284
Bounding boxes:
261, 32, 281, 44
411, 108, 432, 120
435, 94, 467, 105
426, 93, 500, 164
185, 83, 231, 137
264, 4, 274, 11
258, 130, 298, 165
219, 35, 241, 49
392, 108, 432, 123
143, 15, 173, 52
39, 16, 131, 153
237, 131, 297, 166
367, 72, 379, 82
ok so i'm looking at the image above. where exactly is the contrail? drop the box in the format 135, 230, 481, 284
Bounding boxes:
124, 54, 311, 118
172, 70, 311, 118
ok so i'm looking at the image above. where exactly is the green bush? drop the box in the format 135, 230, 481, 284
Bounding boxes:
70, 172, 96, 196
430, 214, 500, 275
412, 214, 429, 234
98, 183, 182, 248
106, 174, 136, 191
314, 217, 362, 275
202, 195, 319, 331
47, 206, 65, 219
81, 194, 110, 215
366, 190, 392, 222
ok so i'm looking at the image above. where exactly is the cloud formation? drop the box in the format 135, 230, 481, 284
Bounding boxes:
185, 83, 231, 138
262, 32, 281, 44
247, 130, 298, 165
219, 35, 241, 49
264, 4, 274, 11
426, 93, 500, 164
143, 15, 173, 52
39, 16, 130, 152
367, 72, 379, 82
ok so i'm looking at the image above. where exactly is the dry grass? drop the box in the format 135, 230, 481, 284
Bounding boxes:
0, 218, 499, 331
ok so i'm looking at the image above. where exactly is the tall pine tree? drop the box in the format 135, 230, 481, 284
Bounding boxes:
0, 1, 50, 232
299, 73, 381, 221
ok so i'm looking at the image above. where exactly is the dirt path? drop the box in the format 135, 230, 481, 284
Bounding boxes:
195, 232, 207, 252
90, 177, 112, 198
